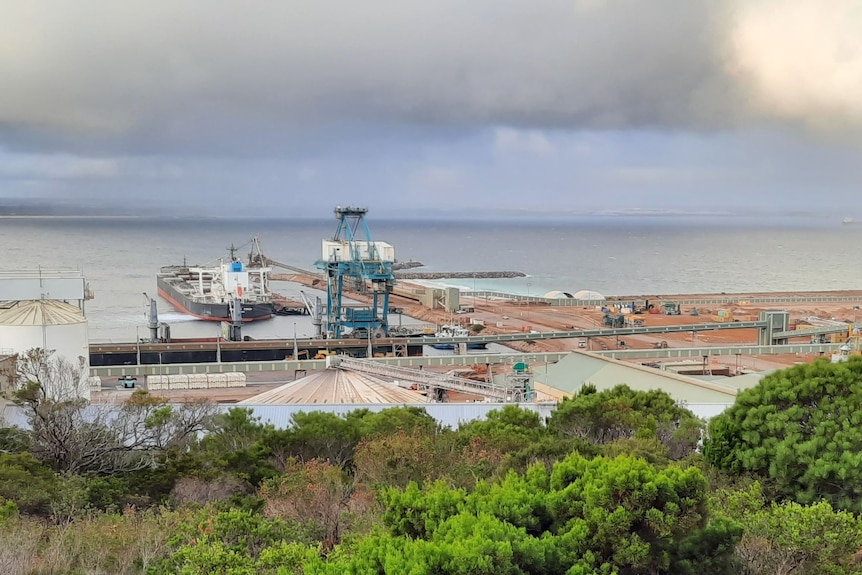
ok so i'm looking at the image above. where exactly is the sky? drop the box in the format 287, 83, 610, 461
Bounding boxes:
1, 0, 862, 219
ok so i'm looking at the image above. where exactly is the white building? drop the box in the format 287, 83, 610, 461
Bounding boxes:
0, 269, 92, 401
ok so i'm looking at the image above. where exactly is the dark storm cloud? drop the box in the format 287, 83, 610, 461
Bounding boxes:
3, 0, 862, 217
1, 0, 742, 154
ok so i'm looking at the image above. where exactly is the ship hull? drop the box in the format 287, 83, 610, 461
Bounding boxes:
428, 341, 487, 350
157, 277, 274, 322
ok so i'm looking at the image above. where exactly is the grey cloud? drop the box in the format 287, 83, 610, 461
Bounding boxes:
1, 0, 742, 154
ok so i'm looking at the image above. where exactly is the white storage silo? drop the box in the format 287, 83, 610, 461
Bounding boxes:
0, 300, 90, 401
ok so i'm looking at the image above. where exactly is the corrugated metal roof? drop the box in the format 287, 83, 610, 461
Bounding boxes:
239, 369, 426, 404
535, 351, 740, 404
0, 300, 85, 326
719, 371, 770, 391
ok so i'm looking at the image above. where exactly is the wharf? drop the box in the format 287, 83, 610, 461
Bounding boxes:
90, 283, 862, 378
91, 319, 788, 368
394, 271, 527, 279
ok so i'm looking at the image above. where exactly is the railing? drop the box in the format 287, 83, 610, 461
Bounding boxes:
330, 356, 511, 401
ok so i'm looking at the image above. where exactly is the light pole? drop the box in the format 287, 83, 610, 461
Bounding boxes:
135, 326, 141, 366
216, 326, 222, 363
293, 322, 298, 359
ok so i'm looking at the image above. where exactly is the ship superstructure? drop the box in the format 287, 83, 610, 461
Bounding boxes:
157, 237, 275, 322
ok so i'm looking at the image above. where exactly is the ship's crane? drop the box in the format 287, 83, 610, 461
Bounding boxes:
142, 292, 170, 342
298, 290, 324, 338
315, 206, 395, 338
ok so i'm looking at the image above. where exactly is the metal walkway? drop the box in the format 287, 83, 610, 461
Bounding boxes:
265, 258, 321, 277
596, 342, 843, 359
463, 291, 862, 307
88, 320, 767, 358
772, 324, 859, 340
400, 320, 767, 346
329, 356, 511, 401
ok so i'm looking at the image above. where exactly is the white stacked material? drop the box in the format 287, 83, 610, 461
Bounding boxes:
226, 372, 247, 388
168, 374, 189, 390
207, 373, 228, 388
146, 375, 167, 390
88, 376, 101, 391
188, 374, 208, 389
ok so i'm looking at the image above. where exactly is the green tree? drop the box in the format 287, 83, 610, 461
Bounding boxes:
335, 453, 740, 575
459, 405, 548, 453
712, 482, 862, 575
548, 384, 703, 459
261, 459, 373, 548
13, 364, 217, 476
738, 500, 862, 575
263, 411, 364, 469
547, 453, 738, 574
355, 430, 504, 490
150, 507, 311, 575
0, 452, 59, 515
359, 406, 441, 437
704, 357, 862, 512
196, 407, 279, 486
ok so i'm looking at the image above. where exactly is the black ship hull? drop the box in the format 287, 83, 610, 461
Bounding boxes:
157, 276, 274, 322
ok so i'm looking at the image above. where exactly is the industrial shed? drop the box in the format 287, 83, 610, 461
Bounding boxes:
239, 368, 424, 405
534, 351, 753, 418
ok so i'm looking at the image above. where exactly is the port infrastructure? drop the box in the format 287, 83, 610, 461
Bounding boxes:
329, 356, 524, 402
91, 318, 795, 368
315, 206, 395, 339
462, 291, 862, 307
90, 342, 849, 379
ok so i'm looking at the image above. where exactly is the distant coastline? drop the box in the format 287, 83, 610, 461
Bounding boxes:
0, 214, 145, 219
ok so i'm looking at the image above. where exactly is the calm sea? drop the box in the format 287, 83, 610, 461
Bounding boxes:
2, 215, 860, 342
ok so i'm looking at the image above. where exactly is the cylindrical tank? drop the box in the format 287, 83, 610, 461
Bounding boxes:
0, 300, 90, 401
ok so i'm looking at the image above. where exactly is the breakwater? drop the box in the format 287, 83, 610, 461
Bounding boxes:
392, 260, 424, 271
394, 271, 526, 279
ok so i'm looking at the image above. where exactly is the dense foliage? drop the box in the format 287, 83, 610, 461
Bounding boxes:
5, 349, 862, 573
704, 357, 862, 512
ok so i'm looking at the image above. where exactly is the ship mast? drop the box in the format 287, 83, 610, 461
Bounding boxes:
227, 243, 239, 262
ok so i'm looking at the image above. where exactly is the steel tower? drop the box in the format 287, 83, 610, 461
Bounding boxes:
315, 206, 395, 338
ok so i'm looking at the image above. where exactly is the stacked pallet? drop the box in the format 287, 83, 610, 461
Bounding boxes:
145, 373, 247, 390
226, 373, 247, 388
146, 375, 167, 390
168, 374, 189, 390
88, 376, 102, 392
207, 373, 228, 388
188, 374, 208, 389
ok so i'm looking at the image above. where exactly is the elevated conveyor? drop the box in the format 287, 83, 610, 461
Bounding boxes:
464, 291, 862, 307
328, 356, 512, 401
772, 323, 861, 341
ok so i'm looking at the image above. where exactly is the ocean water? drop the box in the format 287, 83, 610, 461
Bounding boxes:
2, 215, 861, 342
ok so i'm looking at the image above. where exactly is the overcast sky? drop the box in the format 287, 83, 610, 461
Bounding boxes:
2, 0, 861, 218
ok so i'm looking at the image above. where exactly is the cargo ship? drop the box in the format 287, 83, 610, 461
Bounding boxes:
157, 238, 276, 322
